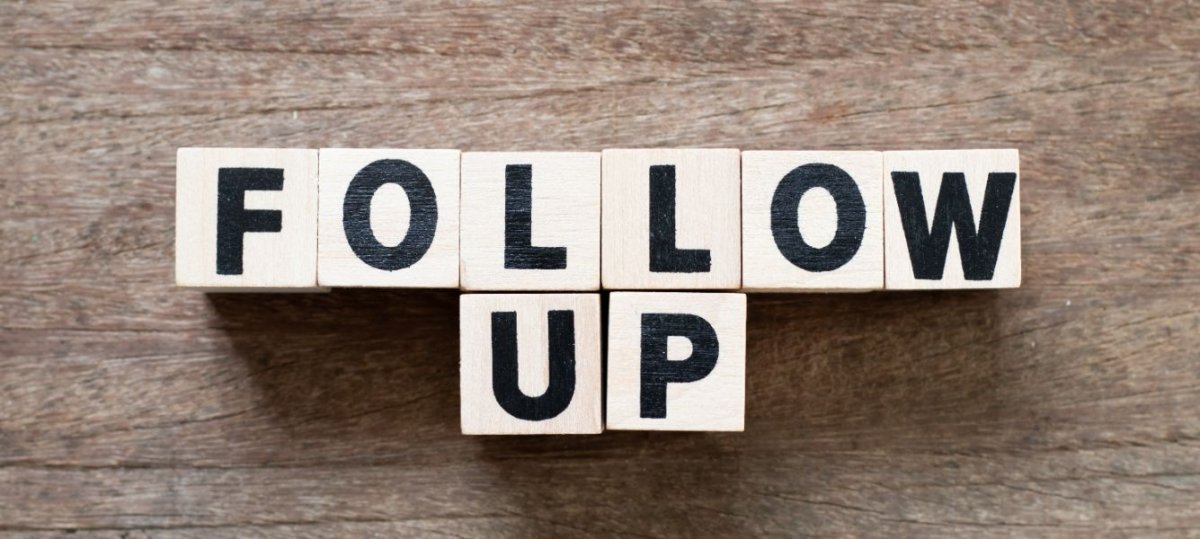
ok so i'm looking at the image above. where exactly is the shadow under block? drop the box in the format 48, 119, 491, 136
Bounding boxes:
317, 149, 460, 288
175, 147, 322, 291
883, 149, 1021, 290
606, 292, 746, 431
742, 151, 883, 292
460, 152, 600, 291
460, 294, 603, 435
601, 149, 741, 290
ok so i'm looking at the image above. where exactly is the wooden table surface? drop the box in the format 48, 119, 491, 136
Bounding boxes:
3, 2, 1199, 537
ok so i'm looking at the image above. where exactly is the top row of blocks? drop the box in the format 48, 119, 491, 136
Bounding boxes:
176, 148, 1020, 292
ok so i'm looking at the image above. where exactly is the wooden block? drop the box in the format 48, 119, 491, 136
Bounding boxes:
175, 147, 322, 291
460, 293, 602, 434
460, 152, 600, 291
606, 292, 746, 431
884, 149, 1021, 289
317, 149, 460, 288
601, 149, 741, 290
742, 151, 883, 291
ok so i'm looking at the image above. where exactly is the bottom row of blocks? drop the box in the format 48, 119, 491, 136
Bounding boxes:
461, 292, 746, 434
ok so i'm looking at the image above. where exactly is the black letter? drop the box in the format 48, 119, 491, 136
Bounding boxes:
217, 168, 283, 275
504, 164, 567, 269
491, 310, 576, 421
649, 165, 711, 272
640, 313, 719, 418
342, 159, 438, 271
771, 163, 866, 271
891, 171, 1017, 280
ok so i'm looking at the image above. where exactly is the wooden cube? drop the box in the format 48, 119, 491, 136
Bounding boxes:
460, 294, 602, 434
460, 152, 600, 291
175, 147, 321, 291
742, 151, 883, 291
318, 149, 460, 288
884, 149, 1021, 289
601, 149, 741, 290
606, 292, 746, 431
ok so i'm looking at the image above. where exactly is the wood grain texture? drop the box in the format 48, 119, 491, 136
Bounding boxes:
2, 0, 1198, 536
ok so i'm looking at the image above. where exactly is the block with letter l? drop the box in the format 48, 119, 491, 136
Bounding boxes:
460, 152, 600, 291
602, 149, 741, 290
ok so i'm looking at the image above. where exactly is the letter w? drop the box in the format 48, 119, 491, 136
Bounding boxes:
891, 171, 1016, 280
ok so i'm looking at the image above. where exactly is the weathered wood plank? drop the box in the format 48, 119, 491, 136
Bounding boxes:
2, 0, 1198, 535
2, 446, 1198, 536
5, 1, 1198, 59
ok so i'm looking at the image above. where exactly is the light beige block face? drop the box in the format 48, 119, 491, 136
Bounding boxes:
742, 151, 883, 292
884, 149, 1021, 290
318, 149, 460, 288
606, 292, 746, 431
460, 294, 602, 435
601, 149, 741, 290
460, 152, 600, 291
175, 148, 320, 291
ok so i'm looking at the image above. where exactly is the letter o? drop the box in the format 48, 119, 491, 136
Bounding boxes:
770, 163, 866, 272
342, 159, 438, 271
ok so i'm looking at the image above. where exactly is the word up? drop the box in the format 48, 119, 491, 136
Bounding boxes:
176, 147, 1020, 433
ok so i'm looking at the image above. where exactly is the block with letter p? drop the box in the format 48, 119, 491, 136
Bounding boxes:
606, 292, 746, 431
175, 147, 320, 291
884, 149, 1021, 289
